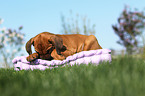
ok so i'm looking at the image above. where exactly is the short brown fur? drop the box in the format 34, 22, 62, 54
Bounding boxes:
26, 32, 102, 61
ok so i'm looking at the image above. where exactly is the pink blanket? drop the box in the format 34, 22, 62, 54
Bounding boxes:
12, 49, 111, 71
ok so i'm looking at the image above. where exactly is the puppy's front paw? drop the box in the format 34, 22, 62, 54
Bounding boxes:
26, 53, 39, 62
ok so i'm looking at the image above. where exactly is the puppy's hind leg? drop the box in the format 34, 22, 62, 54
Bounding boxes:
83, 35, 102, 51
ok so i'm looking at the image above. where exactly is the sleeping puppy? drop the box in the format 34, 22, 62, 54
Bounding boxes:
26, 32, 102, 62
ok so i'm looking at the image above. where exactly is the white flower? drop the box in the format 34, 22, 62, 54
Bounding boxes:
17, 33, 20, 37
20, 34, 24, 39
6, 49, 10, 53
4, 30, 9, 34
0, 34, 4, 38
12, 32, 16, 37
6, 38, 11, 42
3, 39, 7, 46
9, 33, 13, 37
9, 32, 15, 37
4, 37, 8, 42
13, 49, 17, 53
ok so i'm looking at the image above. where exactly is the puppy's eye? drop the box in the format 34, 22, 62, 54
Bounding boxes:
32, 42, 34, 46
48, 41, 53, 44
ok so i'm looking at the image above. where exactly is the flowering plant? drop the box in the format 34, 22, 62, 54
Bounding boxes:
112, 6, 145, 54
0, 18, 25, 68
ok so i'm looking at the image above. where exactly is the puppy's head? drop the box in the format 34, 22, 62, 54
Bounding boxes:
25, 32, 66, 61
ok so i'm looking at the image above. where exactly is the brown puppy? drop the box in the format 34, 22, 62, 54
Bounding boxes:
26, 32, 102, 62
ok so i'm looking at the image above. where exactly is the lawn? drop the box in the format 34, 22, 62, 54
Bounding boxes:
0, 56, 145, 96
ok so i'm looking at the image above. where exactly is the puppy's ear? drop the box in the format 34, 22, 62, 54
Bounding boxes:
50, 36, 66, 55
25, 38, 34, 55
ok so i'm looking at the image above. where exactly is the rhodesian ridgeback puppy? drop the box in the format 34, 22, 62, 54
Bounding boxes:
26, 32, 102, 62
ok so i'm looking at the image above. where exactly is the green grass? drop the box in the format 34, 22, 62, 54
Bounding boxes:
0, 56, 145, 96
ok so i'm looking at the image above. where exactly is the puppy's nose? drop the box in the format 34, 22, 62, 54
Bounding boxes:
40, 54, 53, 60
40, 54, 48, 59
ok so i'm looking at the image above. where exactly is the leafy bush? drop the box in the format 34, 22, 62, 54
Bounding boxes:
112, 6, 145, 55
